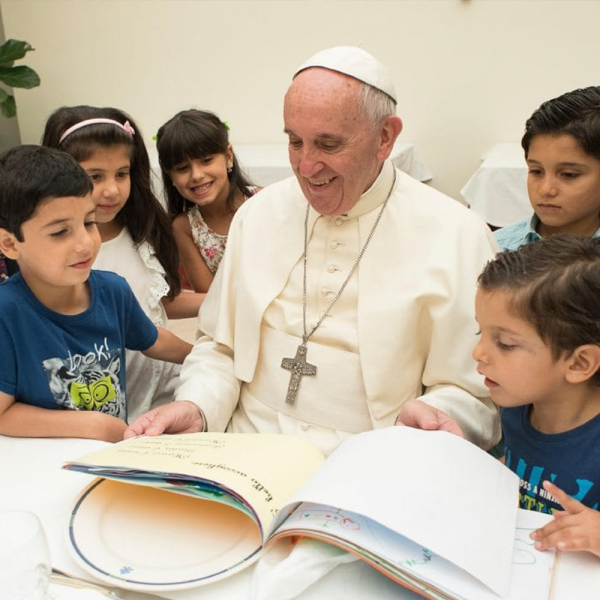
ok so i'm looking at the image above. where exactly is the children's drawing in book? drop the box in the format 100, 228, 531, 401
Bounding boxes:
63, 427, 556, 598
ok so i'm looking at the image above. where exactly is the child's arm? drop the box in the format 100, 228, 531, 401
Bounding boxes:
162, 290, 206, 319
142, 326, 192, 364
173, 213, 216, 293
0, 390, 127, 442
530, 480, 600, 558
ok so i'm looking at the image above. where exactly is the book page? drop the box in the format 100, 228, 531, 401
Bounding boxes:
66, 433, 325, 534
273, 504, 554, 600
269, 427, 519, 597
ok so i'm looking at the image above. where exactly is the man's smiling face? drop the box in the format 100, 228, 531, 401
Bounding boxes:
284, 68, 386, 216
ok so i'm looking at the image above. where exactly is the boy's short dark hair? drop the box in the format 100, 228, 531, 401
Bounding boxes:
522, 86, 600, 162
0, 145, 92, 241
479, 235, 600, 383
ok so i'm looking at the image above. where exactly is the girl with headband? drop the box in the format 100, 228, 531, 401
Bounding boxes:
42, 105, 204, 421
156, 109, 257, 293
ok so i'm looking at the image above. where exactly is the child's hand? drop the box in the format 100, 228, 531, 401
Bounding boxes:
530, 480, 600, 558
88, 411, 128, 443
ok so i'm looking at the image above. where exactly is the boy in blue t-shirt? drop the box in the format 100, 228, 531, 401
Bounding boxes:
473, 234, 600, 559
0, 146, 192, 442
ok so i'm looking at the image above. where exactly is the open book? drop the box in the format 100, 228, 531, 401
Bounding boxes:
64, 427, 555, 598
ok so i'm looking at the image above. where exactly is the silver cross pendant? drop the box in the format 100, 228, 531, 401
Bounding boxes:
281, 343, 317, 405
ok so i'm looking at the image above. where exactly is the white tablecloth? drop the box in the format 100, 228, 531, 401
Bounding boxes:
234, 141, 433, 186
1, 435, 598, 600
0, 436, 417, 600
460, 143, 532, 228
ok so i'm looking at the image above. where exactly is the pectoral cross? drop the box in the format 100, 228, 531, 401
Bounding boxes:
281, 343, 317, 405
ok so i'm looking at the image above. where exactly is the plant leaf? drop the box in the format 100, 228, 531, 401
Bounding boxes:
0, 66, 40, 89
0, 87, 8, 103
0, 95, 16, 118
0, 39, 34, 67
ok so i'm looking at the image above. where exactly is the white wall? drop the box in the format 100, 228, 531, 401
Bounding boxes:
2, 0, 599, 200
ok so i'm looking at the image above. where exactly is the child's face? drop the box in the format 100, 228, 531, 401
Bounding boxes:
79, 145, 131, 224
473, 289, 570, 407
5, 194, 100, 301
527, 134, 600, 236
169, 147, 233, 209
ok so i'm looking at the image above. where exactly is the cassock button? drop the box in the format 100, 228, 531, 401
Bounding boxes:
335, 218, 343, 226
301, 423, 309, 431
327, 265, 336, 273
330, 241, 339, 249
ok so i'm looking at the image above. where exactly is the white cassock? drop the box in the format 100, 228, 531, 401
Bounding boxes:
177, 160, 500, 456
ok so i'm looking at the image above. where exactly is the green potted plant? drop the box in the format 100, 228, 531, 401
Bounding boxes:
0, 38, 40, 118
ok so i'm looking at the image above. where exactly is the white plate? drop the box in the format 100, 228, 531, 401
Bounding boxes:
68, 478, 262, 591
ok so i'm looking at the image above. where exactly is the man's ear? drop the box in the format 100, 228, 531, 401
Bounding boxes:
565, 345, 600, 384
0, 228, 20, 260
376, 115, 403, 162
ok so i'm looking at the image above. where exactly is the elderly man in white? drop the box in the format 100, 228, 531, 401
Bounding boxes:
126, 46, 500, 455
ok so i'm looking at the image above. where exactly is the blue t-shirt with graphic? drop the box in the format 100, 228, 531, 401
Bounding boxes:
0, 269, 158, 421
502, 405, 600, 514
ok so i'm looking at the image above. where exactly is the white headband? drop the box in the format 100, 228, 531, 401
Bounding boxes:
294, 46, 397, 103
59, 118, 136, 144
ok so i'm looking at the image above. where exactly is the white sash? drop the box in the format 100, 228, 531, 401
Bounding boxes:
240, 325, 372, 433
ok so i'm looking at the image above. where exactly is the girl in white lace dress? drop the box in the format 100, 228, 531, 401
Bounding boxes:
42, 106, 204, 421
156, 110, 256, 292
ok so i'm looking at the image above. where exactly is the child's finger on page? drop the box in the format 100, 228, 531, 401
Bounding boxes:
543, 480, 585, 514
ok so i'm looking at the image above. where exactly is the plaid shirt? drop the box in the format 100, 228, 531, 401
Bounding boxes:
494, 215, 600, 251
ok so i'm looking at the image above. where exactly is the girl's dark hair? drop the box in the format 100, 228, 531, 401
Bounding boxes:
156, 109, 254, 218
478, 234, 600, 384
42, 105, 180, 297
522, 86, 600, 162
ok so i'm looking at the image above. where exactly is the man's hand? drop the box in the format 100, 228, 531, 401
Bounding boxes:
124, 401, 206, 439
530, 481, 600, 558
395, 399, 464, 438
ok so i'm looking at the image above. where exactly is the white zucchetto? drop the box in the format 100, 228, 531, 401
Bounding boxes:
294, 46, 397, 103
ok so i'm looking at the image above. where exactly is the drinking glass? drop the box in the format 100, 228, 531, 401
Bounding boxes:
0, 510, 51, 600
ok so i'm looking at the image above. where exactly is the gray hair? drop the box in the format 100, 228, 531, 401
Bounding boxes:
359, 83, 397, 128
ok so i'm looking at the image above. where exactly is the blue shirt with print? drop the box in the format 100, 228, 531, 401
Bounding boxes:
0, 269, 157, 421
503, 405, 600, 513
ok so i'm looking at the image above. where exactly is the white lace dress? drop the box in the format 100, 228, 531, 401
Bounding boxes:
93, 227, 180, 422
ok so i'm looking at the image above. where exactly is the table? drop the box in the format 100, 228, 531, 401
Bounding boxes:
234, 141, 433, 187
0, 436, 419, 600
460, 143, 532, 228
1, 435, 598, 600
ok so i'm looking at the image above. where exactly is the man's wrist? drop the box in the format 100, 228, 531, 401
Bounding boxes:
180, 400, 207, 432
197, 406, 208, 432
